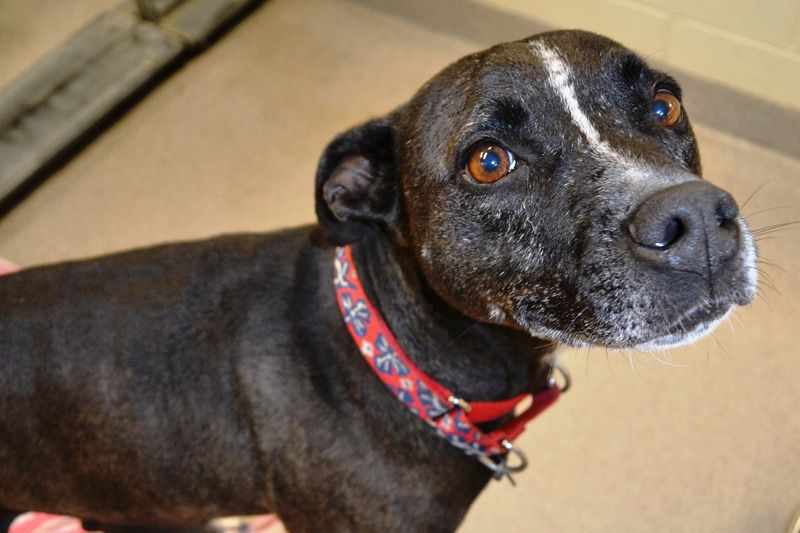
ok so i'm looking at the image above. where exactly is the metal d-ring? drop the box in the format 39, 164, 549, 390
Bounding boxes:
500, 439, 528, 473
478, 440, 529, 486
549, 363, 571, 393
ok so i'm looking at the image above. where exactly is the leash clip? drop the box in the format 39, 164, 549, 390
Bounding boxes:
479, 439, 528, 486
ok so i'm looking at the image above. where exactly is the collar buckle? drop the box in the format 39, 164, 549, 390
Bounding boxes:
446, 395, 472, 414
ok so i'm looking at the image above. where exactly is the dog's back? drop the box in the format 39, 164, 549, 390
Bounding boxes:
0, 228, 321, 524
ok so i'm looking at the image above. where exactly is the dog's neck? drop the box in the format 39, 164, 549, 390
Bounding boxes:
349, 234, 558, 401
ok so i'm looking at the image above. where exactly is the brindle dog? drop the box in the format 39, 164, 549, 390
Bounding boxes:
0, 31, 756, 532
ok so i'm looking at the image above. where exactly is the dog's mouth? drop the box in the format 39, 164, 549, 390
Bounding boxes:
633, 300, 734, 350
507, 210, 758, 350
512, 296, 737, 351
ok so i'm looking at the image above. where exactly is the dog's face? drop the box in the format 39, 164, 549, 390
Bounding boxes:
316, 30, 757, 350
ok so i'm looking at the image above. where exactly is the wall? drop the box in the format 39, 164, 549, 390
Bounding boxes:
476, 0, 800, 112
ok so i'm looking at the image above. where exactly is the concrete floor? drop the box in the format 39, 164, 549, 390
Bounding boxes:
1, 0, 799, 531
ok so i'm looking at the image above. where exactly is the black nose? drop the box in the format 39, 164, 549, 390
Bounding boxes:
627, 181, 740, 272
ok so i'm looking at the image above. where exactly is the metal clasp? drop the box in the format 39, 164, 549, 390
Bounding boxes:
447, 395, 472, 414
479, 439, 528, 486
548, 364, 571, 393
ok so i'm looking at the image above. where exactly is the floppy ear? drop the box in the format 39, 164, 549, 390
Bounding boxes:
315, 117, 402, 244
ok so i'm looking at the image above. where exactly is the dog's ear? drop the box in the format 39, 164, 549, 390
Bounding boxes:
315, 117, 401, 244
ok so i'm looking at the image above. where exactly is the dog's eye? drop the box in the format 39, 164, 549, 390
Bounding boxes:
466, 144, 516, 184
652, 90, 682, 127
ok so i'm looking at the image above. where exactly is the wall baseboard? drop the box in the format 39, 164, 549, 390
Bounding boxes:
0, 0, 262, 211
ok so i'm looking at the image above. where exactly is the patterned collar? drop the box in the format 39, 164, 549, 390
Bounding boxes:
333, 245, 564, 483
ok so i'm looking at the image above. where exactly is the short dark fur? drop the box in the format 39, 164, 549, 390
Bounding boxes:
0, 31, 755, 532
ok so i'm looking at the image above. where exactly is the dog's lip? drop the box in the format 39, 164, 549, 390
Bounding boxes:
672, 300, 731, 330
516, 298, 735, 350
639, 300, 734, 350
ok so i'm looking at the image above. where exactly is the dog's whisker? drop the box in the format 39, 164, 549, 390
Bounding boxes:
584, 346, 591, 382
755, 272, 780, 296
723, 311, 743, 334
647, 349, 696, 368
750, 220, 800, 236
738, 180, 769, 212
713, 334, 733, 360
444, 321, 482, 348
752, 229, 797, 239
753, 266, 778, 288
757, 257, 787, 273
668, 306, 692, 338
751, 229, 796, 240
625, 350, 644, 381
756, 268, 778, 289
755, 285, 773, 305
742, 206, 790, 220
761, 280, 783, 296
642, 47, 669, 60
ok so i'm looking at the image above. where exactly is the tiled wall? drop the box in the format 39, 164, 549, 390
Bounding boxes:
476, 0, 800, 112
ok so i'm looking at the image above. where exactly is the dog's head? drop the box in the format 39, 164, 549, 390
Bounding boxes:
315, 30, 757, 350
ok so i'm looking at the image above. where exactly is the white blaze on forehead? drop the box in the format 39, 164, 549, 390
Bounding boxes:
530, 41, 625, 165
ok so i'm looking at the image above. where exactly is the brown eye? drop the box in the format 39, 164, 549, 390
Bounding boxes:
466, 144, 516, 184
652, 90, 682, 126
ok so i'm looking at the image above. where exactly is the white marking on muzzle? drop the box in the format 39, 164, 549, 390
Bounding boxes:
737, 216, 759, 297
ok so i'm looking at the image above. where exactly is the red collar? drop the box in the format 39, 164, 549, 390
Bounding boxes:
333, 245, 563, 483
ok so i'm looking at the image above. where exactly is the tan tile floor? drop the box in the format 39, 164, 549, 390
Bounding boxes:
1, 0, 798, 531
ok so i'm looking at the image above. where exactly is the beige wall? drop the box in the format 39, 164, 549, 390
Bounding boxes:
477, 0, 800, 112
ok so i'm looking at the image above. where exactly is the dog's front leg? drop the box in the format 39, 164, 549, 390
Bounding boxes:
82, 519, 214, 533
0, 509, 19, 533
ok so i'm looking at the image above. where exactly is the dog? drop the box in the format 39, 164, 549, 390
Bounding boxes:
0, 30, 757, 532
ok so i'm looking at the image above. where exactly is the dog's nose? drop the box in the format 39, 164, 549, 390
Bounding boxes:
627, 181, 740, 272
